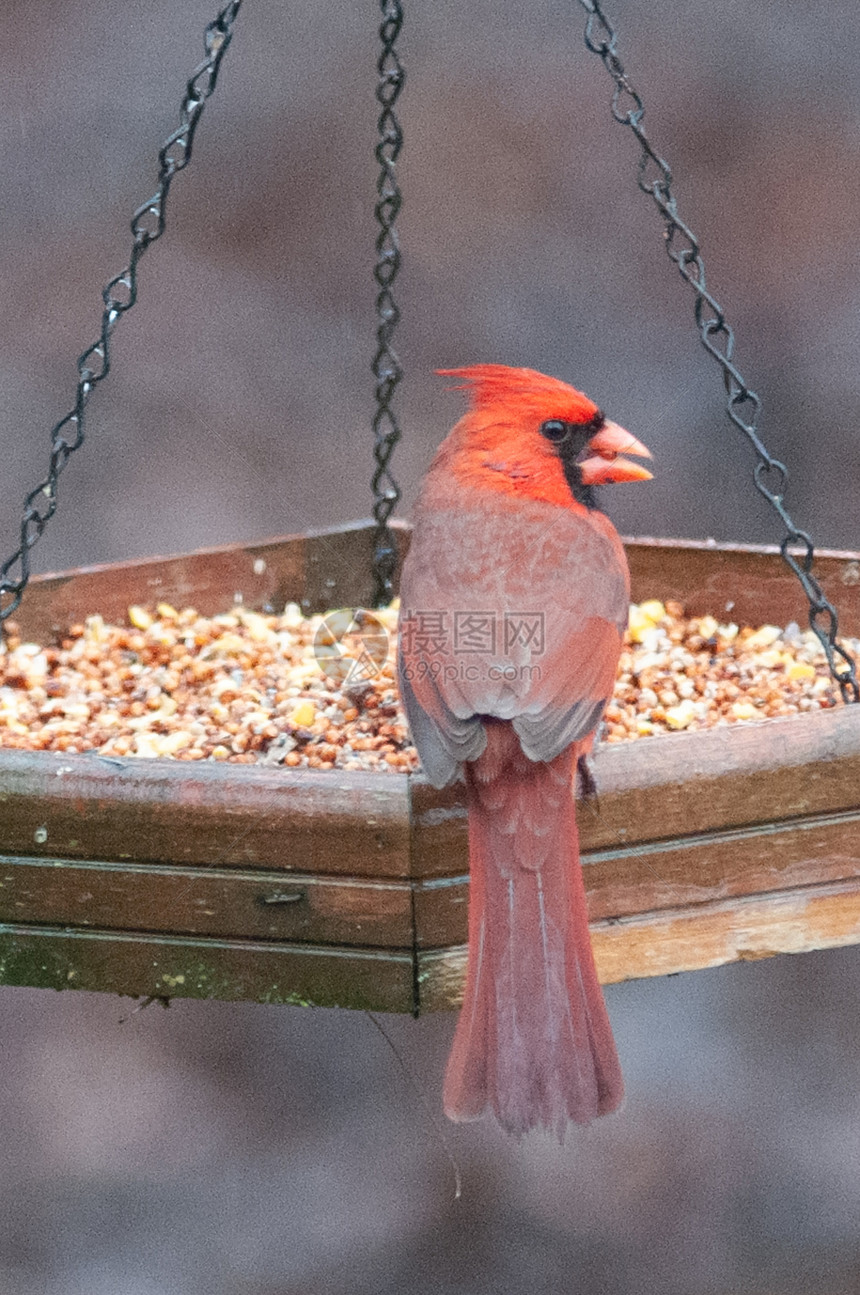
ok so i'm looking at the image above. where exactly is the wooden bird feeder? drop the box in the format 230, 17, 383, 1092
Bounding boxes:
2, 7, 859, 1015
2, 520, 859, 1013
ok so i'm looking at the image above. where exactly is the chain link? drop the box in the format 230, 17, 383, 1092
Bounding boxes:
0, 1, 242, 627
371, 0, 405, 607
577, 0, 859, 703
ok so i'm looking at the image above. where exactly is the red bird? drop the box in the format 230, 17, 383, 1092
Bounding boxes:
397, 364, 652, 1138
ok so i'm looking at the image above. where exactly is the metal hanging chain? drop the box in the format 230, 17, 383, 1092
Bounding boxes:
576, 0, 859, 704
371, 0, 405, 607
0, 1, 242, 627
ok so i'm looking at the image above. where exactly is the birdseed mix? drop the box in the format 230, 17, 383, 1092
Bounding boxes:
0, 599, 855, 769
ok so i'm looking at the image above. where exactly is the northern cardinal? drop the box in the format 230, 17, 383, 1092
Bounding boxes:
397, 364, 652, 1138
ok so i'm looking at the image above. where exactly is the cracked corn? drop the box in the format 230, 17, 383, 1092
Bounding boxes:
0, 598, 854, 767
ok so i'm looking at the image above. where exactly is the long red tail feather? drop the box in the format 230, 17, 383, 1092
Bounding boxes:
443, 725, 624, 1138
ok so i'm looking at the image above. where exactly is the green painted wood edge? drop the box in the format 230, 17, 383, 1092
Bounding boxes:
0, 924, 414, 1013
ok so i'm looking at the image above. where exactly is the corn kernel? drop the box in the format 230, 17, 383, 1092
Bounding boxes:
628, 603, 664, 643
664, 700, 697, 730
638, 600, 666, 623
158, 730, 193, 755
290, 700, 316, 727
744, 625, 781, 650
128, 605, 153, 630
241, 612, 275, 643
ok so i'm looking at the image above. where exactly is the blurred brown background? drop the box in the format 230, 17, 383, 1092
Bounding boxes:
1, 2, 859, 1291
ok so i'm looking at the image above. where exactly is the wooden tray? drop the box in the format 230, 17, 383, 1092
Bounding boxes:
1, 521, 859, 1012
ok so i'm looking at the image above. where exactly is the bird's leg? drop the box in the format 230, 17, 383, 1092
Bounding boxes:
575, 752, 598, 801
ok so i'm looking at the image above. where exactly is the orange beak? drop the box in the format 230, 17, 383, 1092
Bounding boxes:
578, 419, 653, 485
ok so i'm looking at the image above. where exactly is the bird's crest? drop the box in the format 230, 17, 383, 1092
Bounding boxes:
437, 364, 599, 424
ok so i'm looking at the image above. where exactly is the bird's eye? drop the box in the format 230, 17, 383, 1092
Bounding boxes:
539, 419, 570, 443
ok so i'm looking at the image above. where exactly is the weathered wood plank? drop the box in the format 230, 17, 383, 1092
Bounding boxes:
579, 703, 860, 851
0, 750, 411, 878
6, 536, 305, 641
584, 807, 860, 921
417, 876, 860, 1011
409, 705, 860, 880
0, 856, 412, 946
414, 807, 860, 948
0, 924, 415, 1012
591, 877, 860, 986
9, 519, 412, 640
